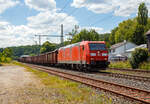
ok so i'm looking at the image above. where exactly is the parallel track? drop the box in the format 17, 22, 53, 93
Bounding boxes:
96, 72, 150, 82
25, 63, 150, 104
108, 68, 150, 73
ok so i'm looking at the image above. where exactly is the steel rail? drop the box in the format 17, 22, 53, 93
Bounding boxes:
97, 72, 150, 82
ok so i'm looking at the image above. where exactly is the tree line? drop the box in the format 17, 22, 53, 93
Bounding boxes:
0, 45, 41, 59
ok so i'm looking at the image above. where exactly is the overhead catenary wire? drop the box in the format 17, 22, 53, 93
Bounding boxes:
39, 1, 78, 29
59, 0, 70, 13
90, 14, 113, 26
78, 1, 116, 28
60, 8, 78, 25
59, 0, 91, 25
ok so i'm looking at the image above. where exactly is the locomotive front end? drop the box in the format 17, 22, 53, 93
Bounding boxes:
88, 42, 109, 68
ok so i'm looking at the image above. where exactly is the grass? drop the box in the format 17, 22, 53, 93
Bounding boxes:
13, 61, 112, 104
139, 61, 150, 70
109, 61, 131, 69
0, 61, 14, 66
109, 60, 150, 71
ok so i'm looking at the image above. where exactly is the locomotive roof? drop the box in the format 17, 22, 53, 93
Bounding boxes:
59, 42, 81, 50
81, 41, 105, 44
59, 41, 105, 50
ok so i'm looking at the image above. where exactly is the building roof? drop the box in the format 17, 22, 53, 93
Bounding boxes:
126, 44, 147, 52
20, 55, 29, 58
146, 30, 150, 35
110, 41, 126, 49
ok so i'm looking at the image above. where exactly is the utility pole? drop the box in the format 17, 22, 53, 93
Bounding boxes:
39, 35, 41, 46
61, 24, 64, 44
35, 35, 41, 46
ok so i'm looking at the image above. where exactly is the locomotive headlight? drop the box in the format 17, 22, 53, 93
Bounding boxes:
91, 58, 94, 60
104, 58, 107, 60
90, 53, 96, 56
102, 53, 108, 56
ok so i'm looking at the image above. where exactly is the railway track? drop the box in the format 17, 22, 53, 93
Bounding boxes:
96, 72, 150, 82
108, 68, 150, 73
25, 63, 150, 104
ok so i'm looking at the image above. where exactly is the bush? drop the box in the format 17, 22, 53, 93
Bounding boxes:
0, 56, 12, 63
129, 48, 149, 69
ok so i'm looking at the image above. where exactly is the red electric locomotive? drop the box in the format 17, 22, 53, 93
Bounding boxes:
19, 41, 109, 71
58, 41, 109, 71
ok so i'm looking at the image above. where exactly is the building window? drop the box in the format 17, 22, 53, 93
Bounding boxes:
112, 49, 115, 53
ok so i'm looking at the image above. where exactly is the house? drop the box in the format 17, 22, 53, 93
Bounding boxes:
109, 41, 137, 60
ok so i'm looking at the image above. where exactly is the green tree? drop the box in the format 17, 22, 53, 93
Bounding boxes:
40, 41, 56, 53
109, 27, 118, 45
0, 52, 2, 62
0, 48, 13, 62
130, 3, 148, 45
114, 19, 136, 43
72, 29, 99, 43
145, 18, 150, 32
3, 48, 12, 58
137, 2, 148, 26
131, 24, 146, 45
99, 33, 110, 48
68, 25, 79, 38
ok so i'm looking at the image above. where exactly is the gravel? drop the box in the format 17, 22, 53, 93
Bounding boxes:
84, 73, 150, 91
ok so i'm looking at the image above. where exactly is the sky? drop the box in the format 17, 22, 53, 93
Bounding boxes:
0, 0, 150, 48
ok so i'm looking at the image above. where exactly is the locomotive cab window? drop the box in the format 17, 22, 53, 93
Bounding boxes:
89, 43, 106, 50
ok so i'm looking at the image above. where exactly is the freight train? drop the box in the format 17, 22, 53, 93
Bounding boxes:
19, 41, 109, 71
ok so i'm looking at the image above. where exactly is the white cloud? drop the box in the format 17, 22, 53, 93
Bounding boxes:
25, 0, 56, 11
71, 0, 115, 14
27, 11, 78, 35
0, 0, 19, 14
71, 0, 150, 17
0, 21, 34, 48
0, 11, 79, 48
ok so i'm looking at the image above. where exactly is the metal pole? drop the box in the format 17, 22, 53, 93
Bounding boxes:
61, 24, 64, 44
39, 35, 41, 46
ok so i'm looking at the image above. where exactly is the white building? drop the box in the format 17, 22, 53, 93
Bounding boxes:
109, 41, 137, 60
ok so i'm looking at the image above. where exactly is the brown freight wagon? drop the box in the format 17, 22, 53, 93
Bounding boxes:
46, 50, 58, 66
28, 49, 58, 66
